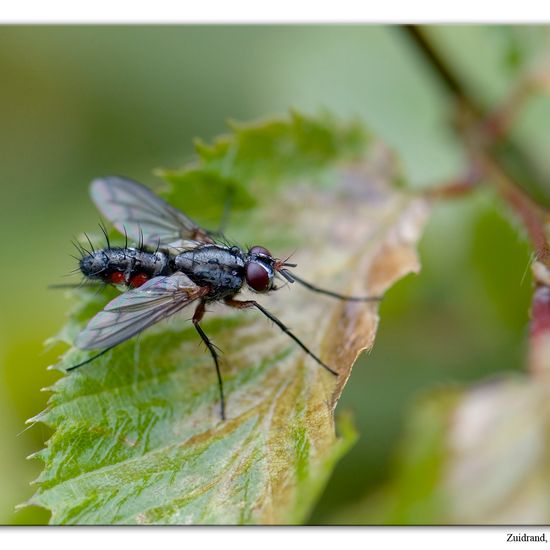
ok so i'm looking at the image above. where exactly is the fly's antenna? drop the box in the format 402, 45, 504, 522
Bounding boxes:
273, 271, 292, 290
280, 270, 383, 302
98, 220, 111, 249
278, 269, 295, 284
274, 252, 297, 277
280, 250, 297, 267
123, 224, 128, 249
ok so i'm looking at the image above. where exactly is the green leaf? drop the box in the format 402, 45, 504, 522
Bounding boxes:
25, 112, 429, 524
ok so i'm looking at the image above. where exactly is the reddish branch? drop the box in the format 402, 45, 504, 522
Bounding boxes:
405, 25, 550, 374
476, 154, 550, 269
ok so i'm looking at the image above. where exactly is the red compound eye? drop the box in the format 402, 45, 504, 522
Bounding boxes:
246, 262, 271, 292
108, 271, 126, 284
129, 273, 149, 288
249, 245, 271, 258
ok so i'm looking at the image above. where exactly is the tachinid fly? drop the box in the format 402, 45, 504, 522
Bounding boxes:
70, 176, 382, 420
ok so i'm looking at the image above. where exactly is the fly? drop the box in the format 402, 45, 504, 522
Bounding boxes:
69, 176, 382, 420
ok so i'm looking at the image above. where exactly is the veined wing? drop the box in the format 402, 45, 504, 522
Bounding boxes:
75, 273, 208, 350
90, 176, 214, 250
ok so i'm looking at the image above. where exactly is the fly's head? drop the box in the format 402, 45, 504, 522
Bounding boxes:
244, 245, 297, 293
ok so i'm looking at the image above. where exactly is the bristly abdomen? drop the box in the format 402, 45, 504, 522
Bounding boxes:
79, 247, 170, 287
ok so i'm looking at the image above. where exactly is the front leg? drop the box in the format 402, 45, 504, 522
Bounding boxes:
224, 298, 338, 376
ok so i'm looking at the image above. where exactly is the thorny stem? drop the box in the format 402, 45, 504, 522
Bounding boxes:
422, 167, 483, 201
474, 154, 550, 268
403, 26, 483, 116
404, 25, 550, 375
404, 26, 547, 149
482, 78, 538, 140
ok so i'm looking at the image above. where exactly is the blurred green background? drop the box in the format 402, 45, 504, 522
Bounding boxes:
0, 25, 547, 524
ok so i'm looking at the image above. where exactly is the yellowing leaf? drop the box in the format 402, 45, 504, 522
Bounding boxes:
443, 378, 550, 523
26, 114, 429, 524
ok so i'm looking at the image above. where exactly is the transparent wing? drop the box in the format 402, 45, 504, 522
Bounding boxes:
90, 176, 213, 250
75, 273, 208, 350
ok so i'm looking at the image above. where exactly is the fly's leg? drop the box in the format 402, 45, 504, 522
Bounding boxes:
193, 300, 226, 420
66, 345, 116, 371
224, 298, 338, 376
49, 282, 107, 290
279, 270, 383, 303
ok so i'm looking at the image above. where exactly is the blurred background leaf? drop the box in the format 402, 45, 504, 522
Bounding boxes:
329, 376, 550, 524
0, 25, 547, 524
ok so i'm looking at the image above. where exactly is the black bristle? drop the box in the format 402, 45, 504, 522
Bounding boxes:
84, 232, 95, 254
99, 221, 111, 250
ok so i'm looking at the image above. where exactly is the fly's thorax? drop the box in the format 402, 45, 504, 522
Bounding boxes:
79, 247, 170, 286
173, 244, 245, 295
